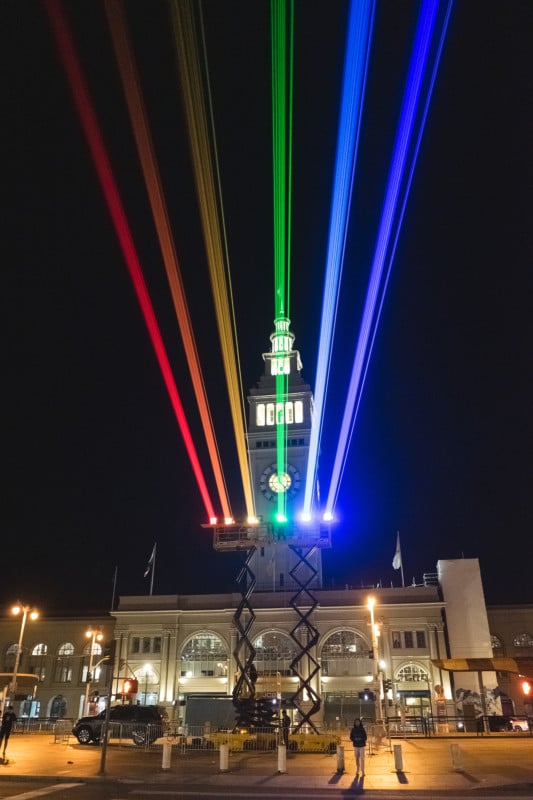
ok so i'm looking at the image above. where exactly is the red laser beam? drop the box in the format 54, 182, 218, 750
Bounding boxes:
44, 0, 215, 521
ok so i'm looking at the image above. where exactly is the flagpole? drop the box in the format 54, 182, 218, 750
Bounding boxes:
111, 565, 118, 610
150, 543, 156, 595
393, 531, 405, 587
398, 531, 405, 587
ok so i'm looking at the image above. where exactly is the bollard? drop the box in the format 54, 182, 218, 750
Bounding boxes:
162, 741, 172, 770
450, 743, 463, 771
277, 744, 287, 774
219, 743, 229, 772
336, 744, 345, 773
393, 743, 403, 771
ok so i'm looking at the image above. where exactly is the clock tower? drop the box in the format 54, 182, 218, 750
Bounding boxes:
246, 318, 323, 590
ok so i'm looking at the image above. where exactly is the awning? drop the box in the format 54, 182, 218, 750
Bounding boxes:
432, 657, 533, 679
0, 673, 39, 690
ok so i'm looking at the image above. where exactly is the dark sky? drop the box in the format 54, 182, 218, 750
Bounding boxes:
4, 1, 532, 614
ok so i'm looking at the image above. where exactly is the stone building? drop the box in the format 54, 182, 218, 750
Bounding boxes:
0, 561, 531, 728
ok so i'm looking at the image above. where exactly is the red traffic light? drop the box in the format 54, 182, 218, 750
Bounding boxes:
123, 678, 139, 694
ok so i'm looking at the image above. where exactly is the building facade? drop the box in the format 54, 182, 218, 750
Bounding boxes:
1, 567, 531, 728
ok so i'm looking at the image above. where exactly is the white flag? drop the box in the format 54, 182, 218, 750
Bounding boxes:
392, 532, 402, 570
144, 543, 156, 578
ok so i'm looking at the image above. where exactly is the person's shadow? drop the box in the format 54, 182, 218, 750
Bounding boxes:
341, 775, 364, 795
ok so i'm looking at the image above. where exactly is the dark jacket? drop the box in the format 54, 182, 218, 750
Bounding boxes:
350, 722, 367, 747
0, 710, 17, 732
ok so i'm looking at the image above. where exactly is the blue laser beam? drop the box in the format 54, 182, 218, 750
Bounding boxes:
303, 0, 376, 516
324, 0, 454, 516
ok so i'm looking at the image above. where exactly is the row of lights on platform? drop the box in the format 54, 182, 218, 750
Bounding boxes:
207, 511, 334, 527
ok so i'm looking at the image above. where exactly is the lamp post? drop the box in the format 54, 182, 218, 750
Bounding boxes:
144, 663, 152, 705
424, 672, 434, 732
84, 629, 103, 716
366, 596, 382, 722
8, 604, 39, 712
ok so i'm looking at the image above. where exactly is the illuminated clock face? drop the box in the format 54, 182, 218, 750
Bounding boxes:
260, 463, 301, 502
269, 471, 291, 493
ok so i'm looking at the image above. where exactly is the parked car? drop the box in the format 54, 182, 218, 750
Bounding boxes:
486, 715, 532, 732
72, 704, 169, 745
487, 715, 513, 732
508, 718, 530, 732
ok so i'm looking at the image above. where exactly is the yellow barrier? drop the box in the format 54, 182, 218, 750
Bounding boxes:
208, 731, 339, 753
209, 732, 276, 751
289, 733, 339, 753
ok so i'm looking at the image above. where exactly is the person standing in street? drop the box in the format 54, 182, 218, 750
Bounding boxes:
349, 717, 367, 775
0, 705, 17, 757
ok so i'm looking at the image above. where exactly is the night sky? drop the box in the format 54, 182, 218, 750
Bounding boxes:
4, 1, 532, 615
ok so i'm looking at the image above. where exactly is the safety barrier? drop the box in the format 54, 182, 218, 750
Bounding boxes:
53, 720, 71, 744
14, 718, 75, 734
386, 714, 533, 737
152, 725, 340, 753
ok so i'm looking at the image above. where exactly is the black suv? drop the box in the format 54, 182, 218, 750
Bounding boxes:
72, 704, 169, 745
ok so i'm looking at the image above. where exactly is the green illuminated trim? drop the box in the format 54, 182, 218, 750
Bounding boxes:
271, 1, 294, 528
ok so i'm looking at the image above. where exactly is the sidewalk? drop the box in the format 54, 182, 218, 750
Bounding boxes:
1, 734, 533, 793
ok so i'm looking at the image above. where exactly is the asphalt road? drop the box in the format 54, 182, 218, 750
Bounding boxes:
2, 782, 533, 800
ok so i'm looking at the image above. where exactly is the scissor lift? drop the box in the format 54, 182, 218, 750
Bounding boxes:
210, 520, 331, 729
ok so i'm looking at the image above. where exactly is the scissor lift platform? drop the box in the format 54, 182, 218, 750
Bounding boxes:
205, 521, 332, 551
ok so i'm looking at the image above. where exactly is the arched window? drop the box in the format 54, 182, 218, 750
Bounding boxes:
5, 643, 18, 671
30, 643, 48, 682
180, 632, 228, 679
54, 642, 75, 683
83, 641, 103, 658
132, 664, 160, 705
82, 640, 103, 684
50, 694, 67, 719
513, 633, 533, 648
252, 631, 298, 677
396, 664, 429, 682
320, 630, 369, 677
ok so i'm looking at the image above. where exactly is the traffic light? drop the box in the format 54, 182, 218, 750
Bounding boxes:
358, 690, 375, 701
123, 678, 139, 695
383, 679, 392, 692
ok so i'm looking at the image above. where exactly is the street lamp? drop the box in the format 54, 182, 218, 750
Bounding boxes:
6, 604, 39, 713
143, 663, 153, 705
84, 629, 104, 715
366, 596, 382, 722
12, 605, 39, 692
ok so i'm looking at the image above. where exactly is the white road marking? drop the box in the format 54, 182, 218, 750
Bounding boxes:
2, 784, 83, 799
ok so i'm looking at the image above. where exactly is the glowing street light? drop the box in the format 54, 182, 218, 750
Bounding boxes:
84, 629, 104, 715
6, 604, 39, 713
366, 596, 382, 722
